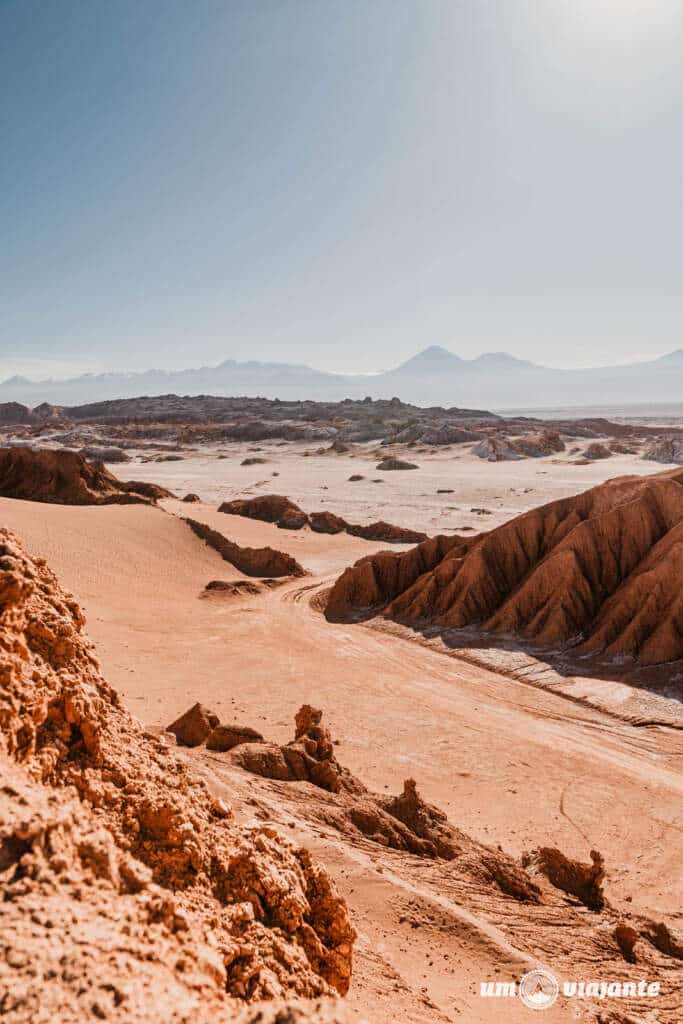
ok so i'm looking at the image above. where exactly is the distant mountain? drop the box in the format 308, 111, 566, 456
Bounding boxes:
653, 349, 683, 365
3, 346, 683, 410
385, 345, 464, 376
469, 352, 539, 371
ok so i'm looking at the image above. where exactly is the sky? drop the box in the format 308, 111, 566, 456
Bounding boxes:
2, 0, 683, 380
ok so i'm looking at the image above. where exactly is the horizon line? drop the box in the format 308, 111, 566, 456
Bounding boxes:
2, 344, 682, 387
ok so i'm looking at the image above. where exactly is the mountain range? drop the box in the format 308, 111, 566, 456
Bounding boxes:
4, 346, 683, 410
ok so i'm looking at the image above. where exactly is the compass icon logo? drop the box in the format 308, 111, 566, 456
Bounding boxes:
518, 969, 560, 1010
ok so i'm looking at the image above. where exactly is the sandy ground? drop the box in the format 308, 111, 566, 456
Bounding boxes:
3, 447, 682, 1022
121, 438, 668, 534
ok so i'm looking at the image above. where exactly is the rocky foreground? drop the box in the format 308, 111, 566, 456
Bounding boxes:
0, 527, 353, 1022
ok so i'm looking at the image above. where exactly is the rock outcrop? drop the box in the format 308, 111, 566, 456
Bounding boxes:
167, 702, 220, 747
185, 518, 305, 578
345, 521, 426, 544
642, 438, 683, 465
583, 442, 611, 460
309, 511, 347, 535
0, 447, 172, 505
523, 848, 606, 910
80, 445, 131, 463
472, 431, 564, 461
512, 431, 565, 457
219, 494, 305, 525
124, 479, 175, 501
326, 468, 683, 667
471, 437, 525, 461
325, 533, 477, 622
206, 724, 265, 751
419, 424, 480, 445
0, 401, 34, 425
225, 708, 543, 873
201, 579, 282, 599
375, 458, 418, 471
230, 706, 364, 797
0, 528, 355, 1020
220, 495, 426, 544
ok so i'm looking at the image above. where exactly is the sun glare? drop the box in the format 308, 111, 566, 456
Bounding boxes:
533, 0, 683, 79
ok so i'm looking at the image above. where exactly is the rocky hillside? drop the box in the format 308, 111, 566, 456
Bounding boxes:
0, 528, 353, 1022
0, 447, 173, 505
326, 467, 683, 668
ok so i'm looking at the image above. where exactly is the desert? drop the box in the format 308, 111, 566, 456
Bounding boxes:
5, 4, 683, 1020
1, 397, 682, 1024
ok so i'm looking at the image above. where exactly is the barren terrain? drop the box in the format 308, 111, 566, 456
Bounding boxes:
2, 424, 682, 1022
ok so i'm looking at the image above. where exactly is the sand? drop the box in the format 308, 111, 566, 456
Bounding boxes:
116, 438, 668, 535
3, 442, 682, 1022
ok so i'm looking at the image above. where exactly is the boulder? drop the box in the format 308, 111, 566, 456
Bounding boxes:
167, 702, 219, 747
523, 847, 605, 910
642, 439, 683, 465
80, 446, 131, 463
310, 511, 347, 535
583, 442, 611, 460
376, 458, 418, 471
206, 724, 265, 751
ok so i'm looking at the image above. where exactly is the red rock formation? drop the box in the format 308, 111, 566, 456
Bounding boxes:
206, 724, 265, 751
219, 494, 427, 545
309, 511, 347, 535
123, 479, 175, 500
326, 468, 683, 667
227, 709, 544, 879
346, 521, 426, 544
0, 447, 172, 505
324, 533, 477, 622
185, 518, 305, 578
219, 494, 305, 524
202, 579, 266, 598
0, 528, 355, 1019
523, 848, 605, 910
167, 702, 220, 747
230, 706, 363, 797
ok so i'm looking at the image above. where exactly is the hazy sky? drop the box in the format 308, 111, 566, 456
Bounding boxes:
3, 0, 683, 379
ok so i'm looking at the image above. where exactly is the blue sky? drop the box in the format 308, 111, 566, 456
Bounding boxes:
2, 0, 683, 379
